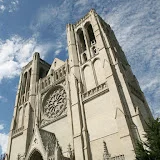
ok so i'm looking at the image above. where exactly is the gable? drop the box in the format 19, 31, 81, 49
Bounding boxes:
25, 126, 46, 160
47, 58, 65, 75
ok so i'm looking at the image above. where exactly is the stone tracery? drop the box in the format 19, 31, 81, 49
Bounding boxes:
43, 87, 67, 121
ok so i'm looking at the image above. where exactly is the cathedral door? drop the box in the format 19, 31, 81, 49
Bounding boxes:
29, 151, 43, 160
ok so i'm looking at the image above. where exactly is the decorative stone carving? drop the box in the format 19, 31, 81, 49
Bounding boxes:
103, 141, 125, 160
41, 89, 49, 102
44, 87, 66, 118
67, 144, 75, 160
34, 138, 38, 144
17, 153, 25, 160
39, 129, 57, 157
67, 144, 72, 158
62, 80, 66, 86
103, 141, 111, 160
41, 86, 67, 125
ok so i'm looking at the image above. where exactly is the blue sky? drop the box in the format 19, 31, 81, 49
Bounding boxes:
0, 0, 160, 155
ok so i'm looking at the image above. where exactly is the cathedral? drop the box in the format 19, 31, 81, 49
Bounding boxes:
5, 9, 153, 160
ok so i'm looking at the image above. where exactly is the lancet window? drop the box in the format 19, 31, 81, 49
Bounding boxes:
77, 28, 86, 53
83, 53, 87, 63
86, 23, 96, 46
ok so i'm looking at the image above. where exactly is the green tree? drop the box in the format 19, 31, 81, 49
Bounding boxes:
135, 118, 160, 160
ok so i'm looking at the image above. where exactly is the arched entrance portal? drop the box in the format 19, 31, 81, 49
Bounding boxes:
29, 151, 43, 160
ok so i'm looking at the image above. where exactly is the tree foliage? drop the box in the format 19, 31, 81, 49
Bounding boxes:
135, 118, 160, 160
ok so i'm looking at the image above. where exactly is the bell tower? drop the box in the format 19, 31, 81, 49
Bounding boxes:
6, 53, 50, 160
67, 9, 152, 160
6, 9, 153, 160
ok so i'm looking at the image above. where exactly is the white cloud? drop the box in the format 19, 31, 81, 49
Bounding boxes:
55, 49, 61, 56
100, 0, 160, 116
0, 133, 8, 153
0, 124, 4, 130
75, 0, 88, 6
0, 35, 53, 82
0, 95, 7, 102
30, 2, 71, 57
8, 0, 19, 12
0, 5, 5, 12
141, 78, 159, 92
0, 0, 19, 13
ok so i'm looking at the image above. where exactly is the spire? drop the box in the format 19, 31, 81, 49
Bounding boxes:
67, 144, 75, 160
103, 141, 111, 160
67, 143, 72, 158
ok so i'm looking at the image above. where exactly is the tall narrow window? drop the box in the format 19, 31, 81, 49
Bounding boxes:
83, 65, 96, 91
93, 59, 105, 84
59, 69, 62, 77
91, 46, 97, 55
48, 77, 51, 84
56, 72, 58, 80
22, 72, 27, 94
63, 67, 66, 75
42, 82, 44, 89
26, 69, 31, 92
83, 53, 87, 63
86, 24, 96, 46
17, 107, 23, 128
77, 29, 86, 53
22, 104, 27, 126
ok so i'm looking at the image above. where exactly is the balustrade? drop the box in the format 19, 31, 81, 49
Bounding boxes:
48, 156, 54, 160
40, 64, 66, 91
109, 155, 125, 160
82, 81, 109, 100
12, 126, 24, 137
41, 75, 52, 90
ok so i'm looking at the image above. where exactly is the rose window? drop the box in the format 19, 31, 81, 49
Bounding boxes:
43, 87, 67, 119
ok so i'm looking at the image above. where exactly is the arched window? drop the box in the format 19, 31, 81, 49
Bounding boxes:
45, 80, 47, 86
22, 72, 27, 94
86, 23, 96, 46
63, 67, 66, 75
93, 59, 106, 84
56, 72, 58, 80
77, 29, 86, 53
17, 107, 23, 128
59, 69, 62, 77
22, 95, 25, 103
91, 46, 97, 55
83, 65, 96, 91
22, 104, 27, 126
42, 82, 44, 89
48, 77, 51, 84
83, 53, 87, 63
26, 69, 31, 92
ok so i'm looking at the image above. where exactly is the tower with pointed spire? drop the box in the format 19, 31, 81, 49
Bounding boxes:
6, 9, 152, 160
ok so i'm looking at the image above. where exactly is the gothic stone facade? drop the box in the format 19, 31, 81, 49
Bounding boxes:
6, 9, 153, 160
